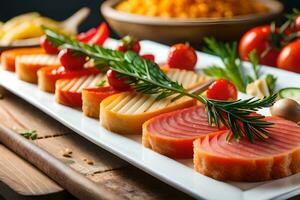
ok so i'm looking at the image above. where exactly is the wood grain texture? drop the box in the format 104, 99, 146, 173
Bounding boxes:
0, 92, 70, 137
35, 134, 126, 175
88, 166, 194, 200
0, 144, 63, 196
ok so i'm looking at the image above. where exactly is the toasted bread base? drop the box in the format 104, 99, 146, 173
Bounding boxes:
37, 66, 58, 93
82, 87, 119, 119
1, 48, 45, 72
16, 56, 60, 84
193, 138, 300, 181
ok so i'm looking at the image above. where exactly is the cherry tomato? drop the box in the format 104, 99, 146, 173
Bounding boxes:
142, 54, 155, 62
58, 49, 86, 70
285, 14, 300, 35
206, 79, 238, 101
40, 35, 59, 54
117, 36, 141, 54
167, 43, 197, 71
106, 69, 130, 91
239, 25, 280, 67
277, 39, 300, 74
295, 15, 300, 31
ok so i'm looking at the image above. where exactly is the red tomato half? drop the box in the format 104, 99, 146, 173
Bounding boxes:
277, 39, 300, 74
239, 25, 280, 67
142, 54, 155, 62
107, 69, 131, 91
117, 36, 141, 54
40, 35, 59, 54
206, 79, 238, 101
167, 43, 197, 71
58, 49, 87, 70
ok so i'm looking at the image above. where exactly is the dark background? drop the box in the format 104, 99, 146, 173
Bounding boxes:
0, 0, 299, 38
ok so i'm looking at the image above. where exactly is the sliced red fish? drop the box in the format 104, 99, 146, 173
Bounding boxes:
143, 106, 223, 158
194, 116, 300, 182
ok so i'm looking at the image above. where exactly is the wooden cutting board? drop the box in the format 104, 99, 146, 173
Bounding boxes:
0, 89, 194, 200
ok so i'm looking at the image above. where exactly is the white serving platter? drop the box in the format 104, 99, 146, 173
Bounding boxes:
1, 38, 300, 200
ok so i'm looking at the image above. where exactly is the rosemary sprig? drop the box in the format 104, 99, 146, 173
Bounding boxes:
44, 27, 277, 143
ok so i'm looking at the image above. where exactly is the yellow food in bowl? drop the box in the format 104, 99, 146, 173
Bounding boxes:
0, 12, 68, 45
116, 0, 268, 18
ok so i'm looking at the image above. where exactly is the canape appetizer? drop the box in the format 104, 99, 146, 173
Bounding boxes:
16, 54, 60, 83
1, 47, 45, 71
100, 69, 211, 134
55, 73, 106, 107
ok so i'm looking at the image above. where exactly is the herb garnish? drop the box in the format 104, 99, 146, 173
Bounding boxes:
19, 130, 38, 140
43, 27, 277, 143
203, 38, 277, 95
96, 80, 106, 87
0, 94, 4, 100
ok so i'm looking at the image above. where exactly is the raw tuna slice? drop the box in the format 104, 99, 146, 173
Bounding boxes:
143, 106, 222, 158
193, 116, 300, 182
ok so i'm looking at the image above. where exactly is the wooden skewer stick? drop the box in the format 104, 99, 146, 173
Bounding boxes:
0, 124, 119, 200
189, 79, 215, 95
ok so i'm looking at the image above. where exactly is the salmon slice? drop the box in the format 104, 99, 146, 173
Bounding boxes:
193, 116, 300, 182
100, 69, 212, 135
16, 54, 60, 83
1, 48, 45, 71
82, 86, 119, 118
37, 66, 99, 93
55, 73, 106, 107
143, 106, 222, 158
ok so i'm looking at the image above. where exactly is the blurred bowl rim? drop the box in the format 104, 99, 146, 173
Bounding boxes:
101, 0, 283, 26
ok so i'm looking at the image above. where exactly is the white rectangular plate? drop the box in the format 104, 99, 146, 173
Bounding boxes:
1, 39, 300, 200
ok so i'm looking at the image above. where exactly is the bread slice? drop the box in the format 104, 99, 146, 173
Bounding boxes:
1, 47, 45, 71
82, 87, 119, 118
16, 54, 60, 83
55, 73, 106, 107
100, 69, 212, 134
37, 66, 100, 93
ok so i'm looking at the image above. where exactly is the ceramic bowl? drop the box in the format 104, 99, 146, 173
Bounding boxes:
101, 0, 283, 44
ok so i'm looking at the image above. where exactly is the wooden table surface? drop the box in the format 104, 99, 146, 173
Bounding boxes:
0, 88, 194, 200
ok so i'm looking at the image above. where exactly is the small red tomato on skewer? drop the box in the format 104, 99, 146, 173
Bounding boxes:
206, 79, 238, 101
40, 35, 59, 54
58, 49, 87, 70
167, 43, 197, 71
142, 54, 155, 62
107, 69, 131, 91
117, 36, 141, 54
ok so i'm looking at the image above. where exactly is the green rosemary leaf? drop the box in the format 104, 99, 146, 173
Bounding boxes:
248, 49, 260, 81
96, 80, 106, 87
265, 74, 277, 95
203, 37, 246, 92
19, 130, 38, 140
